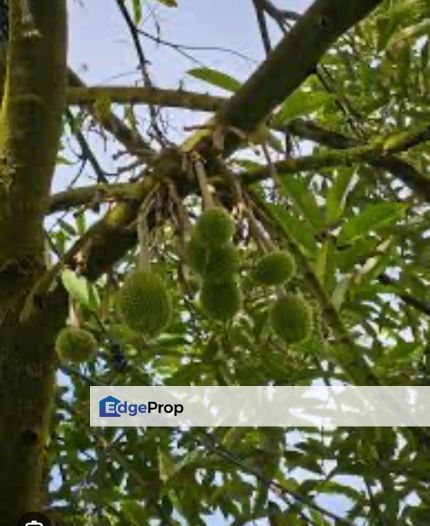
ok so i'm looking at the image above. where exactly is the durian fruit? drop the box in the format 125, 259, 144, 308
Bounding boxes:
204, 243, 240, 284
195, 207, 235, 248
55, 327, 97, 364
253, 250, 295, 286
117, 270, 171, 337
184, 234, 208, 275
200, 278, 242, 321
270, 293, 312, 344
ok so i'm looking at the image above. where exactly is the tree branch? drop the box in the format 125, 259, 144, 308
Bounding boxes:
48, 118, 430, 217
283, 119, 430, 202
378, 273, 430, 317
49, 182, 140, 214
67, 85, 226, 113
67, 69, 154, 159
215, 0, 383, 138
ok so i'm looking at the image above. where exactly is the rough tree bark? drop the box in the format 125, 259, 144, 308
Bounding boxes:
0, 1, 67, 521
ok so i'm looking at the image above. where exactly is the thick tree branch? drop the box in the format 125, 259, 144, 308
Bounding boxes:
214, 0, 383, 139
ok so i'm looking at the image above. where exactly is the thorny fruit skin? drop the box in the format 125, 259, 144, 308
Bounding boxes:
270, 293, 313, 344
200, 278, 242, 321
252, 250, 295, 286
117, 270, 172, 338
185, 234, 208, 275
204, 243, 240, 284
55, 327, 97, 363
195, 207, 235, 248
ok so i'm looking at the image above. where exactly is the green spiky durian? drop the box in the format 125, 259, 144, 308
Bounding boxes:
55, 327, 97, 363
204, 243, 240, 284
184, 234, 208, 275
270, 293, 313, 344
200, 278, 242, 321
117, 270, 171, 337
253, 250, 295, 286
195, 207, 235, 247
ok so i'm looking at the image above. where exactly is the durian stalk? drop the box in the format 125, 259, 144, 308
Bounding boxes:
168, 180, 192, 233
194, 157, 214, 209
168, 180, 193, 287
222, 166, 272, 253
69, 300, 80, 329
137, 206, 151, 271
245, 207, 273, 252
242, 196, 276, 255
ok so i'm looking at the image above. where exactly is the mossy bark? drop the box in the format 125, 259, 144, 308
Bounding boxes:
0, 290, 67, 522
0, 0, 67, 520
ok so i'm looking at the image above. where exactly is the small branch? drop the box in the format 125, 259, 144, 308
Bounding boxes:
259, 0, 301, 22
66, 109, 109, 183
245, 123, 430, 202
68, 85, 226, 113
378, 273, 430, 317
194, 156, 215, 209
115, 0, 166, 146
48, 182, 141, 214
68, 69, 154, 159
252, 0, 272, 55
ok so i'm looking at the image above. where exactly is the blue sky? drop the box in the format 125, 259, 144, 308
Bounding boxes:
69, 0, 311, 87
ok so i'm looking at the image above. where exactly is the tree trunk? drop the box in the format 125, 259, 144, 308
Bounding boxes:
0, 0, 67, 519
0, 291, 67, 522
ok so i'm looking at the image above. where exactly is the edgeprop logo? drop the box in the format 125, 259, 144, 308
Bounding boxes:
99, 395, 184, 417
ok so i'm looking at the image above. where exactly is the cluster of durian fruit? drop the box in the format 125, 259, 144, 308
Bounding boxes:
185, 206, 313, 345
185, 207, 241, 321
55, 205, 313, 364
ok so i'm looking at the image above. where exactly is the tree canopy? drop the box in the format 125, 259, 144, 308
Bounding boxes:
1, 0, 430, 524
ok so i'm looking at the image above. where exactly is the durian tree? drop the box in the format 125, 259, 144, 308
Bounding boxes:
2, 0, 430, 524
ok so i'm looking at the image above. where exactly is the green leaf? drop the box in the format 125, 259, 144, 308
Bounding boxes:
155, 0, 178, 6
122, 501, 147, 525
378, 341, 424, 368
315, 239, 336, 293
278, 90, 333, 122
388, 19, 430, 51
131, 0, 142, 23
187, 67, 241, 92
269, 204, 318, 255
58, 219, 76, 237
325, 169, 355, 226
158, 448, 176, 483
279, 174, 322, 231
338, 202, 408, 245
61, 269, 99, 309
